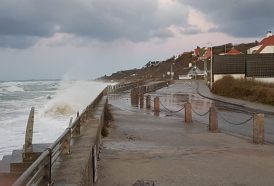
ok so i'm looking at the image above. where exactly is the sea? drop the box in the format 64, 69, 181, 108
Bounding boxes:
0, 79, 109, 159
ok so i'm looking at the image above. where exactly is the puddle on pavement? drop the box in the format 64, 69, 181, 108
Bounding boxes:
109, 92, 212, 118
104, 141, 159, 151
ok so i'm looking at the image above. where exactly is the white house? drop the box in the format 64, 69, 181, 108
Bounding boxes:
247, 31, 274, 54
178, 66, 204, 80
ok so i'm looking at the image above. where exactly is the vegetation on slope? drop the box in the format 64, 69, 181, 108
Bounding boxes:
212, 76, 274, 105
98, 42, 257, 82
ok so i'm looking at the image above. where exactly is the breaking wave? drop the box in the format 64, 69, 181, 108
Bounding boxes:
40, 80, 108, 117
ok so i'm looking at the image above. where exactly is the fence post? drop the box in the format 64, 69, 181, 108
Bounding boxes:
146, 95, 151, 109
139, 86, 146, 108
154, 97, 160, 114
140, 93, 144, 108
184, 102, 192, 123
253, 113, 264, 144
209, 106, 218, 132
131, 88, 139, 107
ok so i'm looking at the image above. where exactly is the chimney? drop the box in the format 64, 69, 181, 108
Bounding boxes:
266, 31, 273, 37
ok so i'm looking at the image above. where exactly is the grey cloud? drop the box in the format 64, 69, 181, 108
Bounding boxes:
0, 35, 38, 49
180, 26, 202, 35
0, 1, 58, 37
0, 0, 189, 48
179, 0, 274, 37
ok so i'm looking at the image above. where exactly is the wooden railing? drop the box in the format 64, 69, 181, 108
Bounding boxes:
13, 87, 108, 186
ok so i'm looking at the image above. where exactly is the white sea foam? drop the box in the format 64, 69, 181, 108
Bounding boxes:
0, 79, 109, 158
40, 80, 108, 117
0, 84, 24, 93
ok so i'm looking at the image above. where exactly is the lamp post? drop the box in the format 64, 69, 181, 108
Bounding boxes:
207, 41, 213, 89
204, 59, 207, 83
210, 45, 213, 90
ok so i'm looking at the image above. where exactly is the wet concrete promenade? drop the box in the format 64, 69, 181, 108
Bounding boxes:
96, 80, 274, 186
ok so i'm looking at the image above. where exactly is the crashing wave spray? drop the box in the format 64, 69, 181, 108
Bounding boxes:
40, 80, 108, 117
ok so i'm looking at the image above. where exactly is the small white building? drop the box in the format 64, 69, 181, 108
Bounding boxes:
247, 31, 274, 54
178, 66, 204, 80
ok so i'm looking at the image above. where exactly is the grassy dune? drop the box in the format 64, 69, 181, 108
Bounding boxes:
212, 76, 274, 105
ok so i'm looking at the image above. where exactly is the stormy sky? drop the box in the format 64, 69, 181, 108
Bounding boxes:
0, 0, 273, 81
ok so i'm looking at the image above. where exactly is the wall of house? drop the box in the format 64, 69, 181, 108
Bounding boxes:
254, 77, 274, 83
261, 46, 274, 53
214, 74, 274, 83
247, 45, 261, 54
214, 74, 245, 81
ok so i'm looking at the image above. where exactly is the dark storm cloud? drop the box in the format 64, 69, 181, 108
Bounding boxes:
179, 0, 274, 37
0, 0, 188, 48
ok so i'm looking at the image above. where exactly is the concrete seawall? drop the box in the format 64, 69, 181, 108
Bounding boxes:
4, 80, 173, 185
49, 81, 171, 185
51, 96, 109, 185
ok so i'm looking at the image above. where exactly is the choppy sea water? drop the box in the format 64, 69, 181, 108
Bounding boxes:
0, 80, 108, 159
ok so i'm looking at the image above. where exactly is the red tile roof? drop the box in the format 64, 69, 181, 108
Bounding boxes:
203, 48, 212, 58
259, 35, 274, 45
256, 35, 274, 54
226, 47, 242, 55
194, 48, 200, 56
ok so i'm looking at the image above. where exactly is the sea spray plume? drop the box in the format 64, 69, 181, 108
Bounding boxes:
40, 80, 108, 117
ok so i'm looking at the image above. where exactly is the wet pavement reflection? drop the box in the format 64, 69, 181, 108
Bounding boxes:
109, 81, 274, 143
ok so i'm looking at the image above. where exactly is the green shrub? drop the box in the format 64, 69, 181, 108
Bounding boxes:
212, 76, 274, 105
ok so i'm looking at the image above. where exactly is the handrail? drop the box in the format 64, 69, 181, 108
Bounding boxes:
49, 128, 70, 150
13, 150, 51, 186
13, 83, 142, 186
12, 87, 108, 186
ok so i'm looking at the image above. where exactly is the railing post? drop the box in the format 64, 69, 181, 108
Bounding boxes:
68, 117, 73, 127
209, 106, 218, 132
92, 145, 98, 183
87, 106, 93, 119
184, 102, 192, 123
61, 131, 71, 155
253, 113, 264, 144
75, 112, 80, 136
44, 148, 52, 185
146, 95, 151, 109
154, 97, 160, 114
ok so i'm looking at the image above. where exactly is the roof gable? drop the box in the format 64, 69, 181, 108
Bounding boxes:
259, 35, 274, 46
256, 35, 274, 53
203, 48, 212, 58
226, 47, 242, 55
